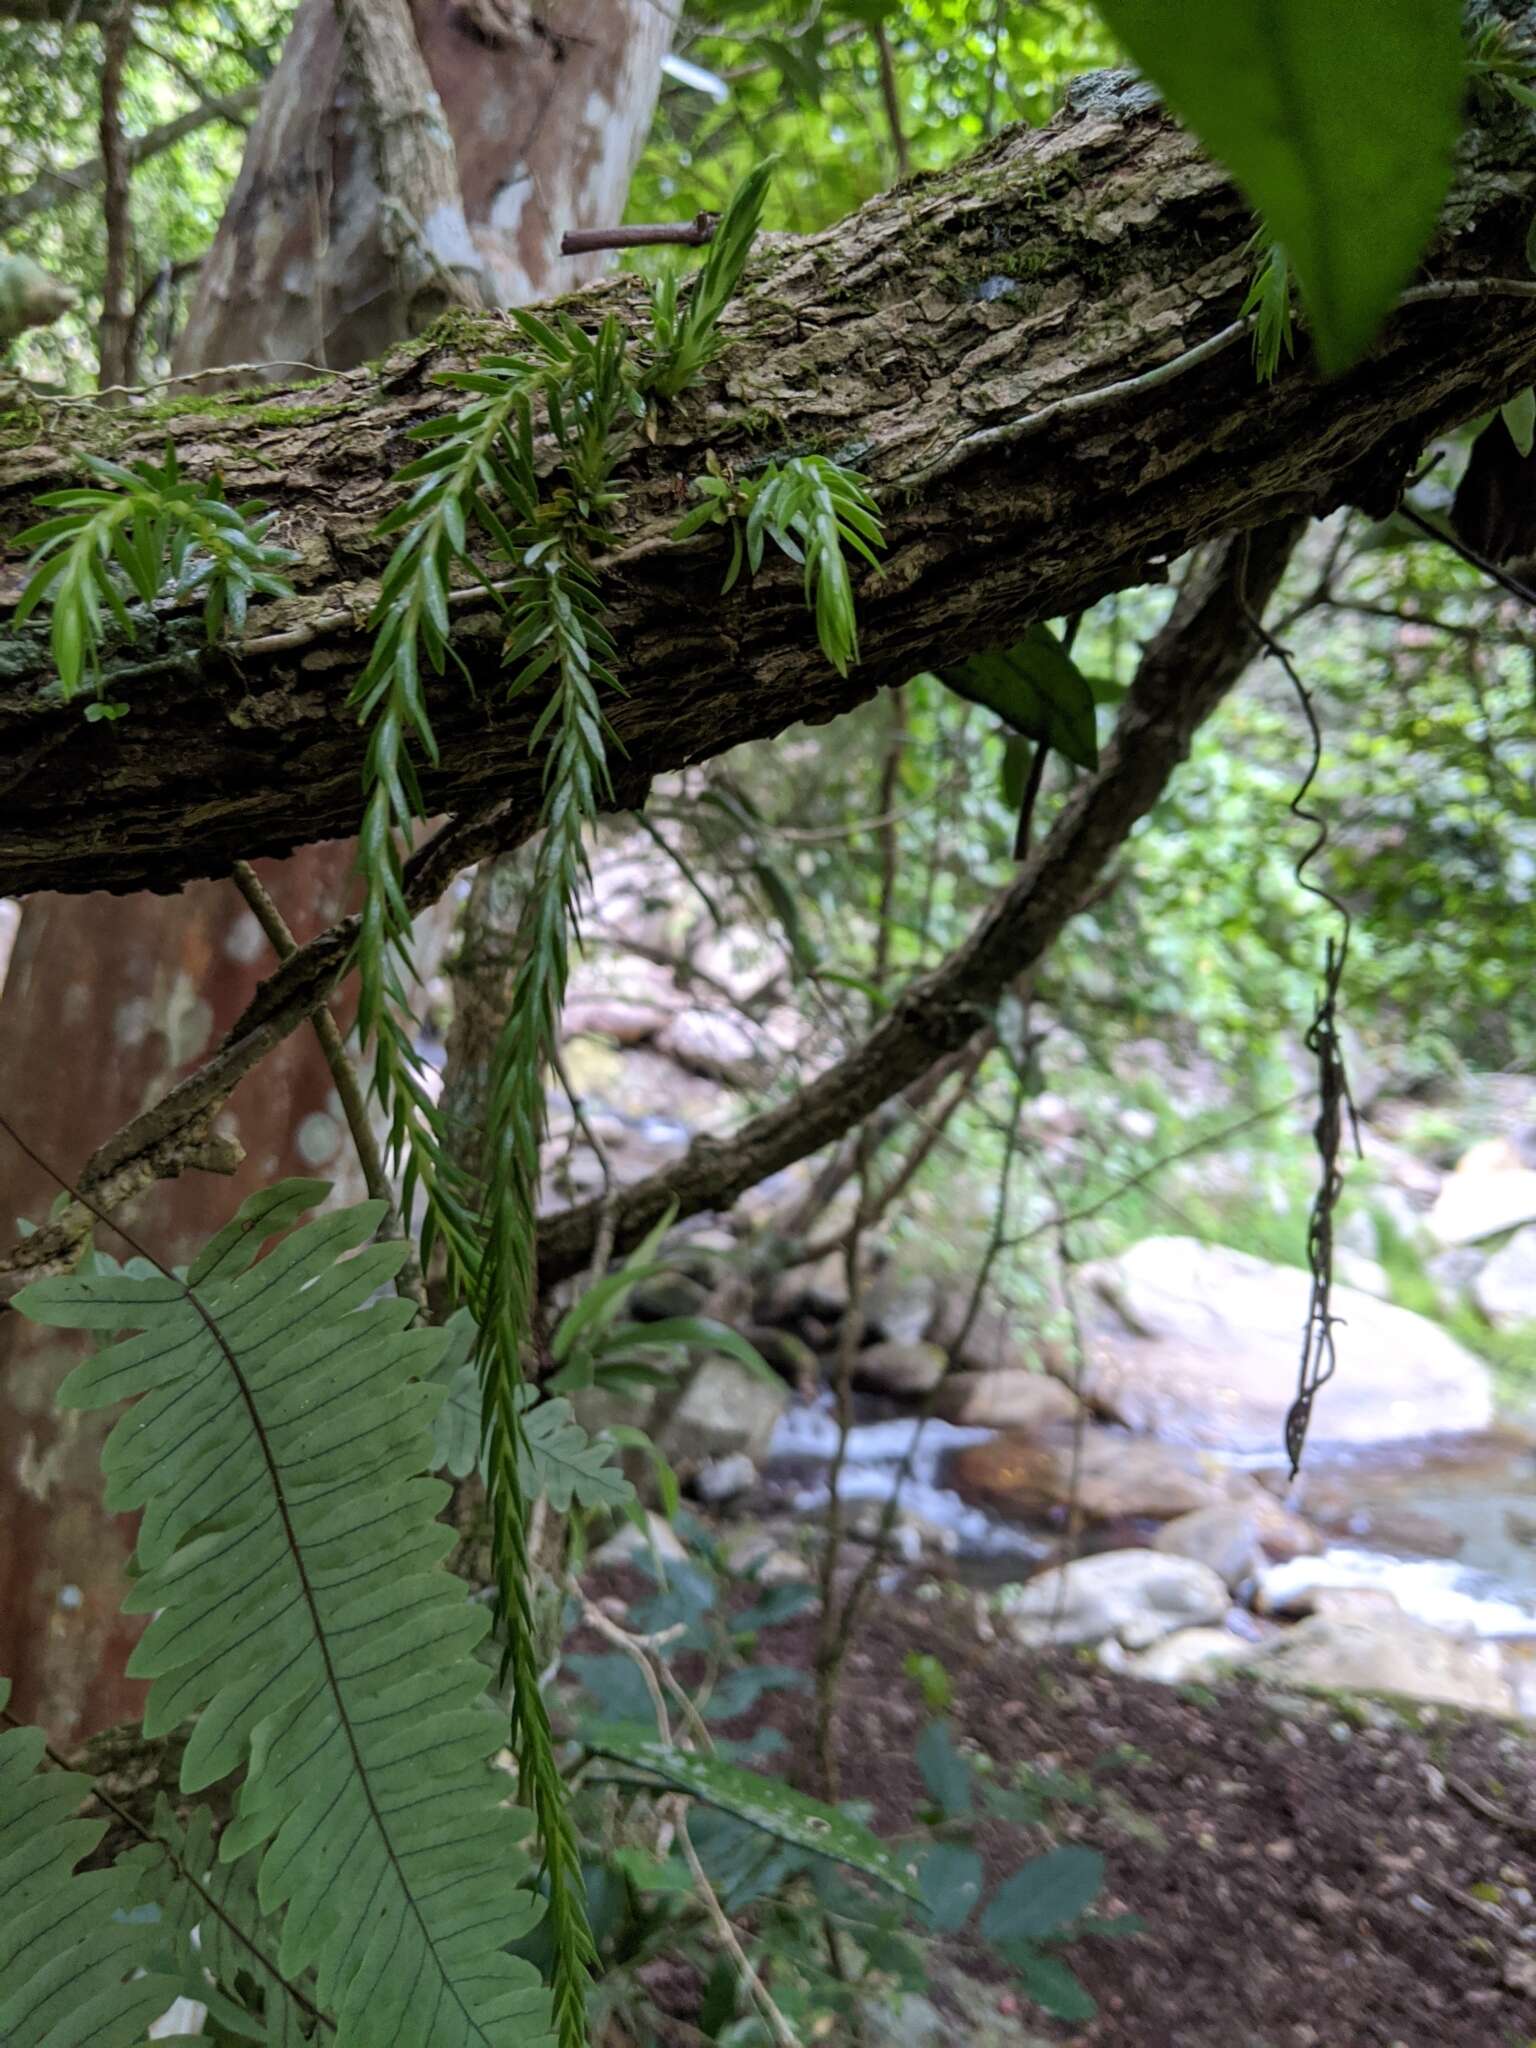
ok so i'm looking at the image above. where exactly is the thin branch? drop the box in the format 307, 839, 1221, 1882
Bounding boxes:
0, 84, 261, 233
96, 0, 135, 396
560, 212, 718, 255
0, 524, 1301, 1311
874, 24, 910, 181
229, 860, 428, 1312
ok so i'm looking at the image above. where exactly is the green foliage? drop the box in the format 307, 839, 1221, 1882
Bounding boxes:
584, 1726, 922, 1902
627, 1, 1111, 239
935, 625, 1101, 770
559, 1535, 1120, 2040
345, 166, 789, 2046
0, 1684, 185, 2046
13, 1180, 552, 2048
12, 445, 295, 702
1093, 0, 1466, 371
1243, 233, 1295, 384
1468, 13, 1536, 113
646, 159, 775, 398
675, 452, 885, 676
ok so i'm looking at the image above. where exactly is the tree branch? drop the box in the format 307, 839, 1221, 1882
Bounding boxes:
532, 517, 1304, 1283
5, 61, 1536, 898
0, 85, 261, 234
0, 518, 1298, 1308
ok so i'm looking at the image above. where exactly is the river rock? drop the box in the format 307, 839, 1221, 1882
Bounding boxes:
998, 1550, 1229, 1649
1428, 1145, 1536, 1246
658, 1007, 764, 1084
1474, 1225, 1536, 1327
933, 1369, 1078, 1430
1153, 1506, 1263, 1589
592, 1510, 688, 1568
855, 1339, 947, 1397
1427, 1246, 1486, 1304
1242, 1612, 1517, 1716
926, 1290, 1039, 1375
1335, 1249, 1390, 1299
659, 1357, 789, 1467
562, 997, 669, 1045
1245, 1491, 1324, 1561
1075, 1236, 1492, 1450
1112, 1625, 1254, 1686
952, 1426, 1229, 1522
863, 1268, 938, 1346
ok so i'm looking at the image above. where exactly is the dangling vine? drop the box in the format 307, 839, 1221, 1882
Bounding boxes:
344, 158, 883, 2041
8, 158, 888, 2046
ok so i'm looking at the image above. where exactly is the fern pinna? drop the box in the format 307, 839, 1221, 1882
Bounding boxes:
11, 1180, 553, 2048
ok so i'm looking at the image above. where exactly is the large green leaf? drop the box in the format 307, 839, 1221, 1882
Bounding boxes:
979, 1846, 1104, 1942
14, 1181, 553, 2048
1093, 0, 1465, 372
581, 1727, 922, 1900
935, 627, 1100, 769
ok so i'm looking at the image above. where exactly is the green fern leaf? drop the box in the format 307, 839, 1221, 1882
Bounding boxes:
514, 1387, 632, 1513
121, 1795, 319, 2046
12, 1183, 554, 2048
0, 1683, 185, 2048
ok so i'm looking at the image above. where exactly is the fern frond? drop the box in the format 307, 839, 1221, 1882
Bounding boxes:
12, 1182, 553, 2048
646, 158, 776, 399
0, 1686, 186, 2047
678, 453, 885, 676
12, 445, 296, 700
1242, 232, 1295, 385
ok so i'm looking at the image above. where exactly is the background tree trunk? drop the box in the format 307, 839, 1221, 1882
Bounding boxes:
0, 0, 668, 1744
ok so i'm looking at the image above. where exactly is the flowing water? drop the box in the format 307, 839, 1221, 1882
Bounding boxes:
764, 1396, 1536, 1641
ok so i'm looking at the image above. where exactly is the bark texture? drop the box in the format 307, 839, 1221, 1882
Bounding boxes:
6, 70, 1536, 899
173, 0, 674, 376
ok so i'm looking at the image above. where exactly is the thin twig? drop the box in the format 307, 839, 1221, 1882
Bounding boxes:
567, 1585, 798, 2045
1447, 1772, 1536, 1839
229, 860, 428, 1313
1399, 500, 1536, 610
906, 277, 1536, 490
561, 213, 718, 256
551, 1041, 621, 1283
874, 23, 910, 180
997, 1092, 1302, 1254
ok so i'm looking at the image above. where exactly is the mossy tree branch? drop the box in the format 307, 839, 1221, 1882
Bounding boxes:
4, 58, 1536, 897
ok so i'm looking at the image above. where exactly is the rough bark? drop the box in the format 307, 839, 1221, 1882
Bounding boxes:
0, 518, 1299, 1307
6, 70, 1536, 899
173, 0, 674, 378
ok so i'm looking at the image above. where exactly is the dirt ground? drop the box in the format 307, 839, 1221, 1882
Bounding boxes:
586, 1573, 1536, 2048
768, 1596, 1536, 2048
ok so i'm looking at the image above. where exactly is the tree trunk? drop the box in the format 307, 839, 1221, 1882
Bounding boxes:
5, 63, 1536, 901
0, 0, 667, 1744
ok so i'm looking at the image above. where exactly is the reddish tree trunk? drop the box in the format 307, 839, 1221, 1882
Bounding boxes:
0, 0, 666, 1743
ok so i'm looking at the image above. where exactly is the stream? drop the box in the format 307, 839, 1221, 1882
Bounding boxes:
761, 1394, 1536, 1643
